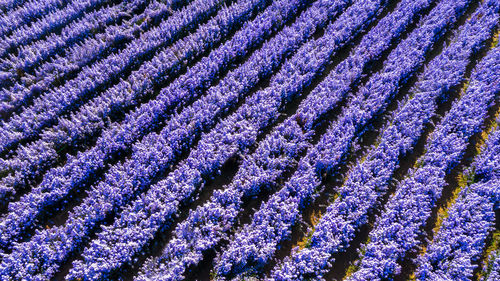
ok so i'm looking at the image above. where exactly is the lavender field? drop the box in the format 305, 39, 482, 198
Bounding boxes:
0, 0, 498, 280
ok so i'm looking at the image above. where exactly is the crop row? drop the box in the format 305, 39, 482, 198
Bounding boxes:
0, 0, 120, 61
0, 0, 66, 38
414, 99, 499, 279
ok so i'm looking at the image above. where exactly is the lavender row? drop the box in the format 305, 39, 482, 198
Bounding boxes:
0, 0, 277, 247
0, 0, 223, 155
0, 0, 148, 88
0, 0, 66, 38
414, 180, 499, 280
0, 0, 274, 203
272, 1, 499, 279
214, 0, 472, 277
0, 0, 182, 121
0, 0, 113, 60
142, 0, 437, 277
482, 249, 500, 281
70, 0, 377, 278
414, 113, 500, 280
472, 119, 500, 181
347, 44, 500, 280
0, 0, 27, 14
0, 0, 351, 276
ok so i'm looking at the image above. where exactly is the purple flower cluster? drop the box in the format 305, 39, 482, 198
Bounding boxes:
414, 178, 499, 280
0, 0, 332, 253
483, 249, 500, 281
0, 0, 199, 207
473, 118, 500, 182
347, 43, 500, 281
0, 0, 27, 15
0, 0, 66, 38
273, 0, 499, 279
